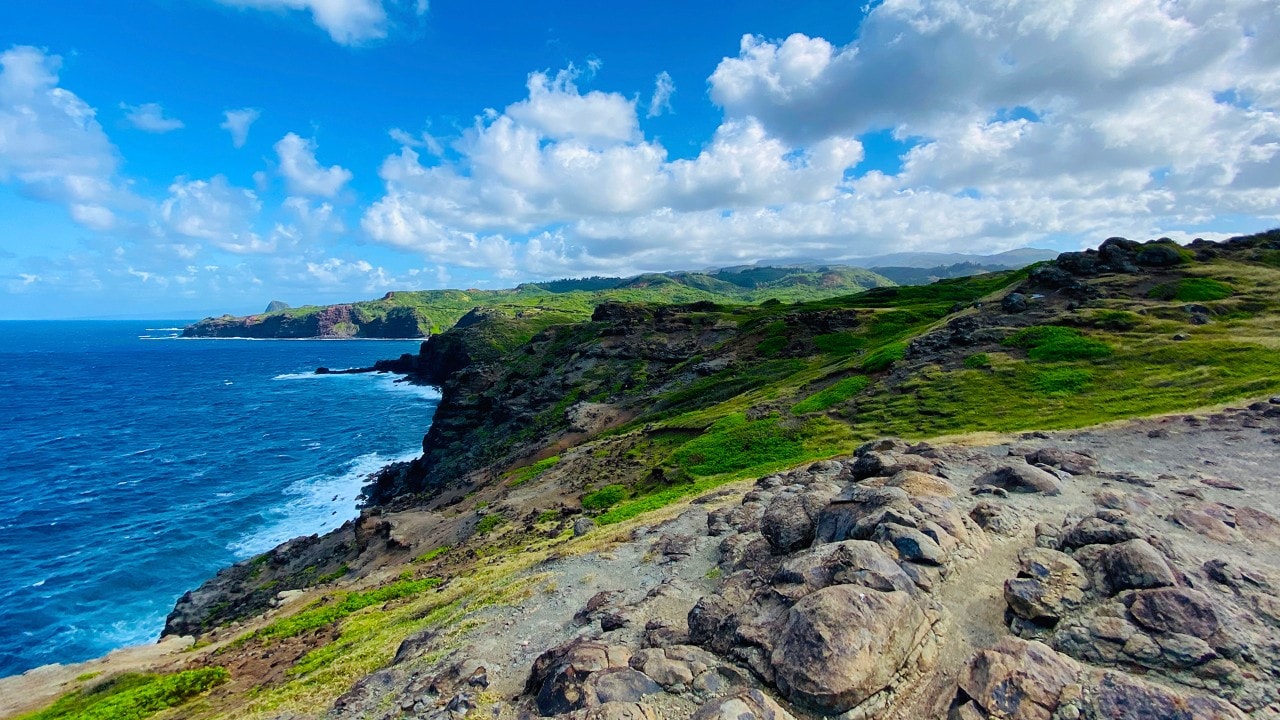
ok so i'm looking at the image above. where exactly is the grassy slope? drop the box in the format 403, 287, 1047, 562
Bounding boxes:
25, 234, 1280, 720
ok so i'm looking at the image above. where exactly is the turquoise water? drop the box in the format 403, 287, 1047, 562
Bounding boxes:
0, 321, 437, 676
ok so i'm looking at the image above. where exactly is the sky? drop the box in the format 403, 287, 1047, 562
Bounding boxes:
0, 1, 1277, 319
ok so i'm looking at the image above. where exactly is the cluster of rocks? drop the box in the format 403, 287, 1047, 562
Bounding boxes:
998, 492, 1280, 714
684, 440, 987, 718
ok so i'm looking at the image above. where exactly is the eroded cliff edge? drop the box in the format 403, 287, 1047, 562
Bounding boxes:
11, 231, 1280, 719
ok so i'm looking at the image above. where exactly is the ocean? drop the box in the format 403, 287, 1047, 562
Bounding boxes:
0, 321, 438, 677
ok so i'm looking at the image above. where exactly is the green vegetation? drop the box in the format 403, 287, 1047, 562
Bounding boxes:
963, 353, 992, 369
316, 564, 349, 584
1031, 368, 1094, 394
1086, 310, 1141, 330
671, 413, 805, 476
755, 336, 787, 356
236, 577, 441, 647
1004, 325, 1113, 361
475, 514, 507, 534
581, 484, 627, 510
412, 546, 451, 564
19, 667, 229, 720
505, 455, 560, 487
1147, 278, 1234, 302
862, 342, 907, 372
793, 376, 870, 413
189, 264, 901, 338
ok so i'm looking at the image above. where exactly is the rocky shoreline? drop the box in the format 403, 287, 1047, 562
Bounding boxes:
6, 231, 1280, 719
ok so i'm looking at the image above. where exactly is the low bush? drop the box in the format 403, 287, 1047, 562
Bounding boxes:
582, 484, 627, 510
963, 353, 991, 369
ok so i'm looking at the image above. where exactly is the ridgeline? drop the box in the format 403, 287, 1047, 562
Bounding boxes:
10, 230, 1280, 720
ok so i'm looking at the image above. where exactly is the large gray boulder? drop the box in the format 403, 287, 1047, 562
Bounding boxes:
769, 585, 932, 714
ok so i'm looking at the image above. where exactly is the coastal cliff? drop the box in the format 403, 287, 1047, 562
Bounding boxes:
179, 266, 897, 340
10, 231, 1280, 720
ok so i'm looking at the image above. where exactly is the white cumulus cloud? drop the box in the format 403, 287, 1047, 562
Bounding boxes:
647, 71, 675, 118
0, 45, 129, 229
213, 0, 419, 45
121, 102, 184, 133
221, 108, 261, 148
274, 132, 353, 197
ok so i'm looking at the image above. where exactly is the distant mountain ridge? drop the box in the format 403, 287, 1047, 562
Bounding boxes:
182, 251, 1053, 339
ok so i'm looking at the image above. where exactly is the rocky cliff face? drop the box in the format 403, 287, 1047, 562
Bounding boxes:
183, 304, 429, 339
34, 231, 1280, 720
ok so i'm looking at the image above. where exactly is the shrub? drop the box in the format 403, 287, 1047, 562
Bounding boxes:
963, 353, 991, 369
475, 514, 506, 534
582, 484, 627, 510
793, 376, 870, 414
1146, 278, 1233, 302
1004, 326, 1112, 361
862, 342, 907, 372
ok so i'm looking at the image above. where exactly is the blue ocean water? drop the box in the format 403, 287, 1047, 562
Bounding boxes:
0, 321, 438, 677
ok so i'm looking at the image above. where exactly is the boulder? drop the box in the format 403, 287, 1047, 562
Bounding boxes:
769, 585, 931, 714
885, 470, 957, 497
526, 639, 632, 716
588, 669, 663, 704
771, 540, 917, 599
692, 689, 796, 720
1135, 244, 1186, 267
761, 488, 837, 553
1003, 548, 1089, 624
873, 522, 946, 565
1102, 539, 1177, 593
959, 637, 1077, 720
969, 501, 1021, 536
1002, 293, 1030, 313
569, 703, 662, 720
1060, 517, 1140, 548
1024, 448, 1098, 475
1085, 670, 1244, 719
1127, 587, 1220, 640
974, 464, 1063, 495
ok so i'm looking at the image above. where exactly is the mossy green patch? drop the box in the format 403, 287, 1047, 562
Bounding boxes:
670, 413, 805, 476
862, 342, 907, 372
1004, 325, 1113, 361
234, 577, 442, 647
1031, 368, 1094, 394
963, 353, 992, 369
412, 546, 451, 564
19, 667, 229, 720
581, 484, 627, 510
475, 514, 506, 535
793, 376, 870, 414
1147, 278, 1234, 302
504, 455, 561, 487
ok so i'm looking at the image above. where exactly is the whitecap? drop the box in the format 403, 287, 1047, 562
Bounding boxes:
227, 447, 422, 556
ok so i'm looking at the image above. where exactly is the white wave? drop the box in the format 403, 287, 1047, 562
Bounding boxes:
227, 448, 422, 556
272, 372, 332, 380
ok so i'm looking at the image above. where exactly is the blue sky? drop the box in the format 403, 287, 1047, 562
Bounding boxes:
1, 0, 1277, 318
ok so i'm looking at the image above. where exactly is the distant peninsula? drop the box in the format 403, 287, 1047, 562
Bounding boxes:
182, 253, 1053, 340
